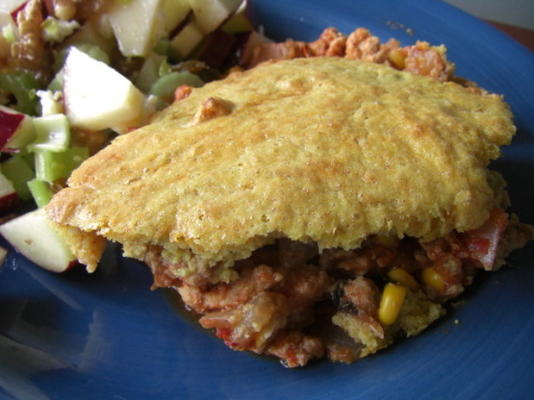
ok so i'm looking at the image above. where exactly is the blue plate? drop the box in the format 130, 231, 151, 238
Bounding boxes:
1, 1, 534, 399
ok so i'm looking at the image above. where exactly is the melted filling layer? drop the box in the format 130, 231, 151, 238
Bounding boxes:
147, 209, 532, 367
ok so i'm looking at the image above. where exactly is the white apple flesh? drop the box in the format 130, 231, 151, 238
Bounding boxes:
0, 208, 77, 273
63, 47, 145, 132
0, 171, 18, 211
162, 0, 191, 34
0, 106, 35, 151
187, 0, 243, 34
170, 20, 204, 58
107, 0, 164, 57
0, 0, 27, 15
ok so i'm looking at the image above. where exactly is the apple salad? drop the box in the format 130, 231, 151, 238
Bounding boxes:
0, 0, 260, 270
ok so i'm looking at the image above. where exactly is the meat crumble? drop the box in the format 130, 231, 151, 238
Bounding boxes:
242, 27, 455, 82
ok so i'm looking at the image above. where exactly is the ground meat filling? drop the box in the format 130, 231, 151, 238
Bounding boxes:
146, 208, 533, 367
242, 27, 455, 82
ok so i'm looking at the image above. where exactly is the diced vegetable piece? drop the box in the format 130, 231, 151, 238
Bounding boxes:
144, 94, 168, 114
158, 58, 172, 76
36, 90, 63, 115
135, 53, 166, 92
28, 114, 70, 152
48, 71, 64, 91
0, 208, 77, 273
55, 43, 110, 72
154, 38, 171, 56
74, 43, 111, 65
221, 0, 252, 33
0, 11, 18, 43
150, 72, 203, 101
63, 48, 145, 132
162, 0, 190, 34
27, 179, 53, 207
108, 0, 165, 57
187, 0, 243, 34
35, 147, 88, 183
0, 171, 15, 197
1, 155, 34, 200
60, 19, 116, 61
0, 71, 41, 115
0, 171, 18, 210
0, 106, 36, 151
378, 283, 407, 326
170, 20, 204, 58
42, 16, 79, 43
422, 267, 446, 292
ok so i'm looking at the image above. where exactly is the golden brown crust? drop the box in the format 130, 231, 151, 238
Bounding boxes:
46, 57, 515, 273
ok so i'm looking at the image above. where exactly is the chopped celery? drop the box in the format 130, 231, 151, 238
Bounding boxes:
27, 179, 53, 207
149, 72, 203, 102
0, 71, 41, 115
75, 43, 111, 65
21, 153, 35, 169
35, 147, 88, 183
154, 39, 171, 56
55, 44, 110, 72
42, 17, 80, 43
28, 114, 70, 152
158, 58, 172, 77
48, 71, 64, 91
135, 53, 165, 93
1, 155, 35, 200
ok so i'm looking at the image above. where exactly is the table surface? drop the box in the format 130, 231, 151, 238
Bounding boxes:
441, 0, 534, 51
487, 20, 534, 51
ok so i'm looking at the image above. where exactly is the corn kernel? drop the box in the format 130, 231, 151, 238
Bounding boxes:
388, 267, 419, 291
422, 267, 446, 292
378, 283, 407, 326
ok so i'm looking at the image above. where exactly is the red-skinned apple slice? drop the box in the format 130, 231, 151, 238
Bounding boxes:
0, 171, 18, 211
0, 106, 36, 152
0, 208, 77, 273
